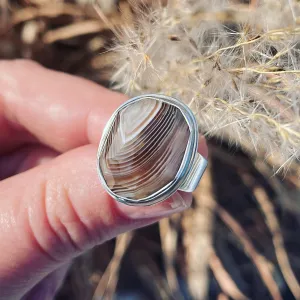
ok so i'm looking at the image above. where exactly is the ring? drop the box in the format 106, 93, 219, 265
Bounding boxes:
97, 94, 207, 206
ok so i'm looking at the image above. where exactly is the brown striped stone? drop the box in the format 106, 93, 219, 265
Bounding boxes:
99, 97, 190, 200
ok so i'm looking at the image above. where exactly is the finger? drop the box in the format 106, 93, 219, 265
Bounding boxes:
0, 145, 58, 180
1, 145, 70, 300
21, 263, 70, 300
0, 59, 127, 154
0, 144, 197, 299
198, 135, 208, 158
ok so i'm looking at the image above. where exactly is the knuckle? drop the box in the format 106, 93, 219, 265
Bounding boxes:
44, 177, 93, 254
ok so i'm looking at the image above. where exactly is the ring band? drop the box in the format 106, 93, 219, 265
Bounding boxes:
97, 94, 207, 206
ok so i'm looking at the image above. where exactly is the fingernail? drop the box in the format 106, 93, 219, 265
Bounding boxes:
116, 191, 192, 220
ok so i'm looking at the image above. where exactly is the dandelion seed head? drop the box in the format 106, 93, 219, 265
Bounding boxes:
111, 0, 300, 175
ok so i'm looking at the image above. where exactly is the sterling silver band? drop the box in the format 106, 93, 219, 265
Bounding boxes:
179, 152, 207, 192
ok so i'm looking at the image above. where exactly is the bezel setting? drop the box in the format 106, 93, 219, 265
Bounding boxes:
97, 94, 207, 206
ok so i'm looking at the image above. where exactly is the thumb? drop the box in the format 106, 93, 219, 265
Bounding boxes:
0, 144, 192, 299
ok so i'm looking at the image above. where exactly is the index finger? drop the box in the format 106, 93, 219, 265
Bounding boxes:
0, 60, 127, 154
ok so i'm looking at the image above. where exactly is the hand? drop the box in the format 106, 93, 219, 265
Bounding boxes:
0, 60, 208, 300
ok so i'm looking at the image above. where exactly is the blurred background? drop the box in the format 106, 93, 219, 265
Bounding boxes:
1, 1, 300, 299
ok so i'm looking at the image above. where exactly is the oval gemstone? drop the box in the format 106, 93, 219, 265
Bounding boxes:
99, 97, 190, 200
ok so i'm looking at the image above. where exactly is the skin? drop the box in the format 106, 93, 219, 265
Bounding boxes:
0, 59, 208, 300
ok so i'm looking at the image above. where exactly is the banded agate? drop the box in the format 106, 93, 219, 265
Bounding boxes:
99, 97, 190, 200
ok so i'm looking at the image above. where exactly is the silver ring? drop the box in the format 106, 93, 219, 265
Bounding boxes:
97, 94, 207, 206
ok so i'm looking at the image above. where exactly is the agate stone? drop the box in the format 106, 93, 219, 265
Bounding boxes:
99, 97, 190, 200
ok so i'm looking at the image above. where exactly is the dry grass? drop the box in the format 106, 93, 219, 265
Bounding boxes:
111, 0, 300, 178
1, 1, 300, 299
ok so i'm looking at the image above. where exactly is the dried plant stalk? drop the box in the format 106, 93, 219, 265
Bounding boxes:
159, 216, 184, 299
252, 187, 300, 299
12, 3, 85, 25
92, 232, 133, 300
217, 294, 230, 300
183, 167, 215, 299
209, 247, 248, 300
216, 205, 283, 300
111, 0, 300, 175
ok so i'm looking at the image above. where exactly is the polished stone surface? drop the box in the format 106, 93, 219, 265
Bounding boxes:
99, 97, 190, 200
